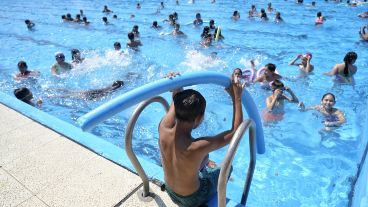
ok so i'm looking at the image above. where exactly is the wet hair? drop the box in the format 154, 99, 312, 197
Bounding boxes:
201, 26, 210, 38
209, 19, 214, 25
128, 32, 135, 40
196, 13, 201, 18
76, 14, 81, 19
113, 15, 117, 18
317, 12, 322, 17
234, 68, 242, 76
14, 87, 32, 103
343, 51, 357, 76
66, 13, 72, 18
71, 49, 80, 59
102, 17, 108, 22
114, 42, 121, 48
62, 15, 66, 19
17, 61, 27, 69
261, 8, 265, 13
265, 63, 276, 72
133, 25, 139, 29
233, 10, 239, 16
321, 93, 336, 102
271, 79, 284, 91
25, 19, 30, 24
83, 17, 87, 21
173, 89, 206, 122
153, 21, 158, 26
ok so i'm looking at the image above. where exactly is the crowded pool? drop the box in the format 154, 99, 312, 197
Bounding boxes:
0, 0, 367, 206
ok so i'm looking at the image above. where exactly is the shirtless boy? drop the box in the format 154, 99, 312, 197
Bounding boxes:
159, 71, 243, 207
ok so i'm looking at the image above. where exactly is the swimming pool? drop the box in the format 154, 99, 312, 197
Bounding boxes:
0, 0, 367, 206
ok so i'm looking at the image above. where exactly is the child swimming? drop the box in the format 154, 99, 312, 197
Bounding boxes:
299, 93, 346, 129
263, 80, 299, 122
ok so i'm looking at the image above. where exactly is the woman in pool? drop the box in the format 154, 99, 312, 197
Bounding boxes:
263, 80, 299, 122
289, 53, 314, 73
324, 51, 358, 83
315, 11, 325, 25
299, 93, 345, 128
14, 61, 40, 80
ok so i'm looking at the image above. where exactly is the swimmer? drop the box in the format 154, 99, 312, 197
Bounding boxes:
66, 13, 74, 21
132, 25, 140, 38
299, 93, 345, 129
324, 51, 358, 83
267, 3, 274, 12
151, 21, 162, 29
126, 32, 142, 48
114, 42, 121, 51
296, 0, 303, 3
193, 13, 203, 26
74, 14, 82, 23
359, 25, 368, 41
232, 10, 240, 20
160, 1, 165, 9
113, 14, 117, 19
102, 17, 109, 25
315, 11, 325, 25
136, 3, 141, 9
164, 14, 175, 26
263, 80, 299, 122
103, 5, 112, 13
254, 63, 282, 88
275, 12, 284, 23
56, 80, 124, 100
209, 19, 216, 30
25, 19, 35, 29
71, 49, 84, 64
170, 23, 186, 36
289, 53, 314, 73
259, 9, 269, 21
14, 61, 40, 80
201, 26, 210, 39
201, 33, 212, 47
358, 12, 368, 18
173, 12, 178, 21
82, 17, 90, 25
51, 52, 73, 75
311, 1, 316, 6
14, 87, 42, 107
61, 15, 67, 22
249, 5, 257, 17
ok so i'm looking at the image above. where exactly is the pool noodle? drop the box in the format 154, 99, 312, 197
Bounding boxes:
215, 26, 221, 41
77, 71, 265, 154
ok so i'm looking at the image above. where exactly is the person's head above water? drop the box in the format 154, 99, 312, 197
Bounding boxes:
195, 13, 201, 19
71, 49, 80, 60
317, 12, 322, 17
265, 63, 276, 72
128, 32, 135, 40
114, 42, 121, 50
152, 21, 158, 27
343, 51, 358, 76
55, 52, 65, 61
173, 89, 206, 123
14, 87, 33, 103
17, 60, 28, 72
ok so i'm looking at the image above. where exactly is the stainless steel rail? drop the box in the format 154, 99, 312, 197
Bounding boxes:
125, 96, 170, 200
217, 119, 256, 207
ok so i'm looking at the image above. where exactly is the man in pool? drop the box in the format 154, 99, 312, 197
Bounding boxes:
14, 87, 42, 107
159, 70, 243, 207
51, 52, 73, 75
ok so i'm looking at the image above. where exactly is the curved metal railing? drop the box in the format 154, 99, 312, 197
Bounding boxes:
217, 119, 256, 207
125, 96, 170, 199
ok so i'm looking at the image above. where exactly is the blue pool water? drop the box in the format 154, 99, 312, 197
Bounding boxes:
0, 0, 368, 206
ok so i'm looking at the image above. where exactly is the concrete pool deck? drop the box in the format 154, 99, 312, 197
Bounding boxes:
0, 104, 177, 207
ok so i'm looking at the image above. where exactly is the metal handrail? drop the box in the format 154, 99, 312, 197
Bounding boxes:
125, 96, 170, 199
217, 119, 256, 207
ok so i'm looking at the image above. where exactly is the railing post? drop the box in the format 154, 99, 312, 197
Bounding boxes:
124, 96, 169, 201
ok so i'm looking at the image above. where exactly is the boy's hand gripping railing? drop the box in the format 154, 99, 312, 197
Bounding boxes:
125, 96, 169, 201
217, 119, 256, 207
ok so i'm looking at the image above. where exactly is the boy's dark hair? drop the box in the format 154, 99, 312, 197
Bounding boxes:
265, 63, 276, 72
25, 19, 30, 24
174, 89, 206, 122
14, 87, 31, 101
18, 61, 27, 69
128, 32, 134, 40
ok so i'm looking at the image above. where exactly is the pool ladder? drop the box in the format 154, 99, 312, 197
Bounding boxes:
125, 96, 256, 207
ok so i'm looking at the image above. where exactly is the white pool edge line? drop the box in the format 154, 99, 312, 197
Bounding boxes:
0, 91, 164, 181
